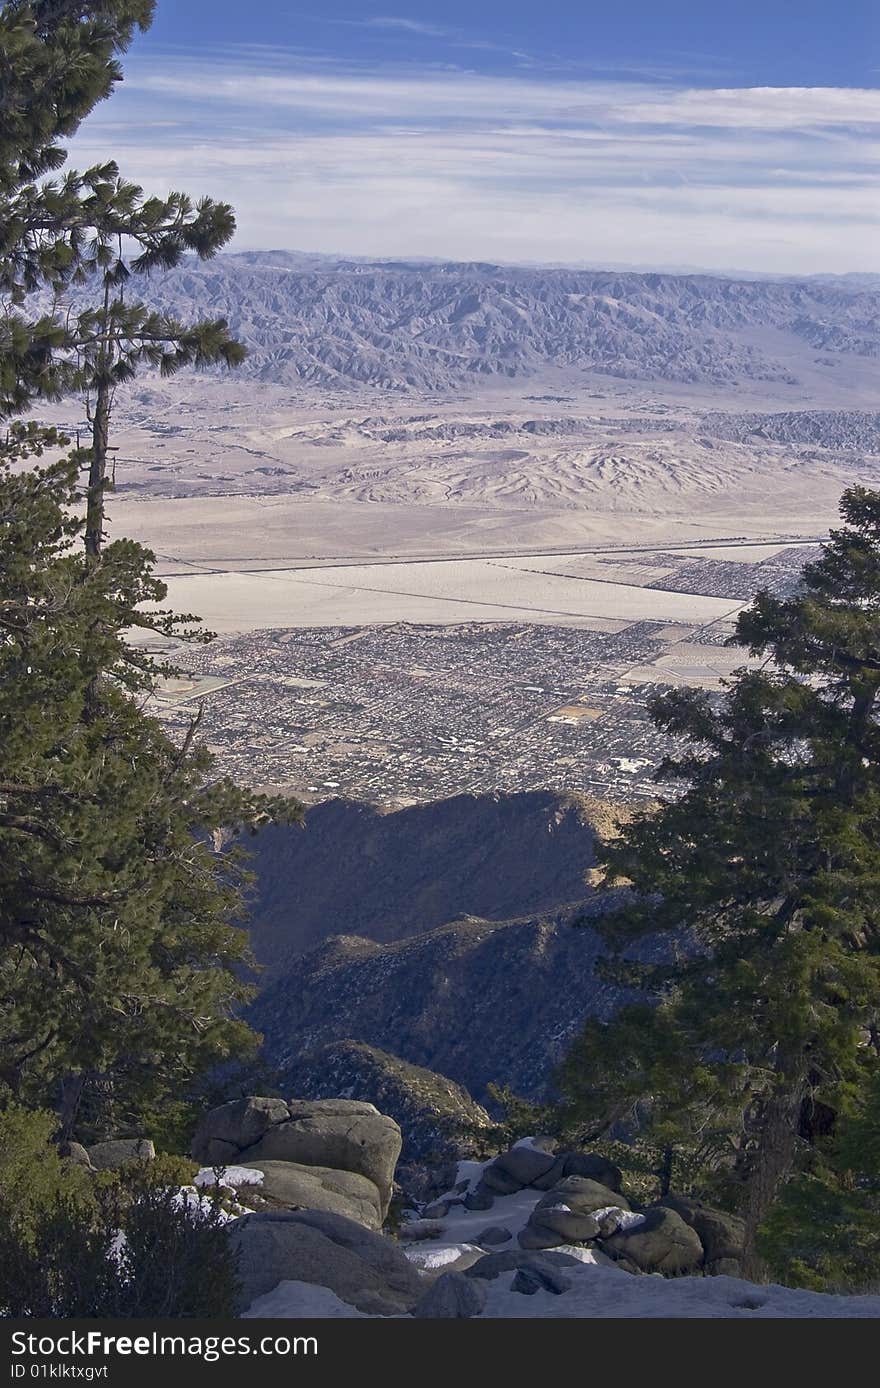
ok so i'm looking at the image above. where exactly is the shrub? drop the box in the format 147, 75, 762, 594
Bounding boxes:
758, 1170, 880, 1292
0, 1104, 239, 1317
0, 1102, 92, 1234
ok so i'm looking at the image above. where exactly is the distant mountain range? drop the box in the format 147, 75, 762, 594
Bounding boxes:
132, 253, 880, 393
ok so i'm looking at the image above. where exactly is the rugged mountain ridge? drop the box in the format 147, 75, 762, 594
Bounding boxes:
127, 255, 880, 392
699, 410, 880, 453
250, 895, 660, 1104
245, 790, 619, 975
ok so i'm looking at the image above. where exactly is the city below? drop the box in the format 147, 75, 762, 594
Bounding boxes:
150, 543, 816, 806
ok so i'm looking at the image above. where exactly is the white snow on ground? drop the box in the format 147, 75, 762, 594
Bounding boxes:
175, 1150, 880, 1319
478, 1264, 880, 1318
388, 1172, 880, 1318
439, 1186, 547, 1246
404, 1243, 484, 1272
552, 1244, 615, 1266
242, 1263, 880, 1319
450, 1159, 488, 1196
174, 1187, 238, 1221
244, 1281, 365, 1319
194, 1165, 265, 1189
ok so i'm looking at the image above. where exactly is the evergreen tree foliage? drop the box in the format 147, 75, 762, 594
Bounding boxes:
0, 1108, 238, 1316
1, 0, 244, 557
0, 2, 302, 1137
0, 1099, 91, 1226
758, 1070, 880, 1291
0, 446, 297, 1135
560, 487, 880, 1266
1, 1, 156, 410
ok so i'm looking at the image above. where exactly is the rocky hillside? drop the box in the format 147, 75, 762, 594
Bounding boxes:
293, 1041, 493, 1166
700, 409, 880, 452
245, 790, 619, 975
250, 894, 660, 1104
128, 253, 880, 391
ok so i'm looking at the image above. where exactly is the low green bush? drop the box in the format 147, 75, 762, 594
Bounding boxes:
0, 1102, 239, 1317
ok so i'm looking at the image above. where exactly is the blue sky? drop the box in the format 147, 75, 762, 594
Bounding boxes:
66, 1, 880, 272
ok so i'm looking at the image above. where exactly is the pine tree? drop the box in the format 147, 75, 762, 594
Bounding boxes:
1, 1, 244, 557
0, 3, 302, 1138
758, 1069, 880, 1291
1, 2, 157, 412
0, 443, 298, 1137
560, 488, 880, 1270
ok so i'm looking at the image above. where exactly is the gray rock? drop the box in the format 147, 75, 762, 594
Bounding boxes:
191, 1097, 290, 1164
532, 1151, 624, 1192
560, 1152, 623, 1192
603, 1207, 704, 1276
658, 1195, 745, 1265
466, 1250, 581, 1280
229, 1209, 425, 1315
492, 1145, 557, 1187
511, 1265, 572, 1296
596, 1210, 625, 1238
480, 1164, 524, 1195
422, 1199, 452, 1220
538, 1175, 629, 1214
517, 1224, 567, 1250
286, 1099, 382, 1120
87, 1139, 155, 1171
197, 1138, 241, 1166
397, 1219, 447, 1243
530, 1155, 568, 1190
243, 1160, 384, 1230
526, 1203, 601, 1243
413, 1272, 488, 1318
239, 1104, 401, 1218
60, 1142, 94, 1170
477, 1225, 514, 1246
463, 1186, 495, 1211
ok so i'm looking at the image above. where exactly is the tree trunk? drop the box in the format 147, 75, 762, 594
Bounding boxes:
84, 379, 110, 563
741, 1057, 807, 1278
57, 1072, 86, 1142
657, 1145, 674, 1197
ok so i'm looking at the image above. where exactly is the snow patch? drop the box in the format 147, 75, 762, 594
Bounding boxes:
512, 1137, 553, 1153
452, 1159, 489, 1195
174, 1187, 237, 1222
243, 1281, 365, 1319
194, 1165, 265, 1189
477, 1263, 880, 1319
404, 1242, 483, 1272
593, 1206, 646, 1233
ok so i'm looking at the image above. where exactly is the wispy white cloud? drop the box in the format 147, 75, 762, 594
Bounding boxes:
294, 12, 532, 61
364, 17, 452, 38
120, 63, 880, 130
617, 85, 880, 130
66, 53, 880, 274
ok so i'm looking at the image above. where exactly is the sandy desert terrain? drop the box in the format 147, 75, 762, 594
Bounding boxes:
30, 259, 880, 634
63, 373, 872, 632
